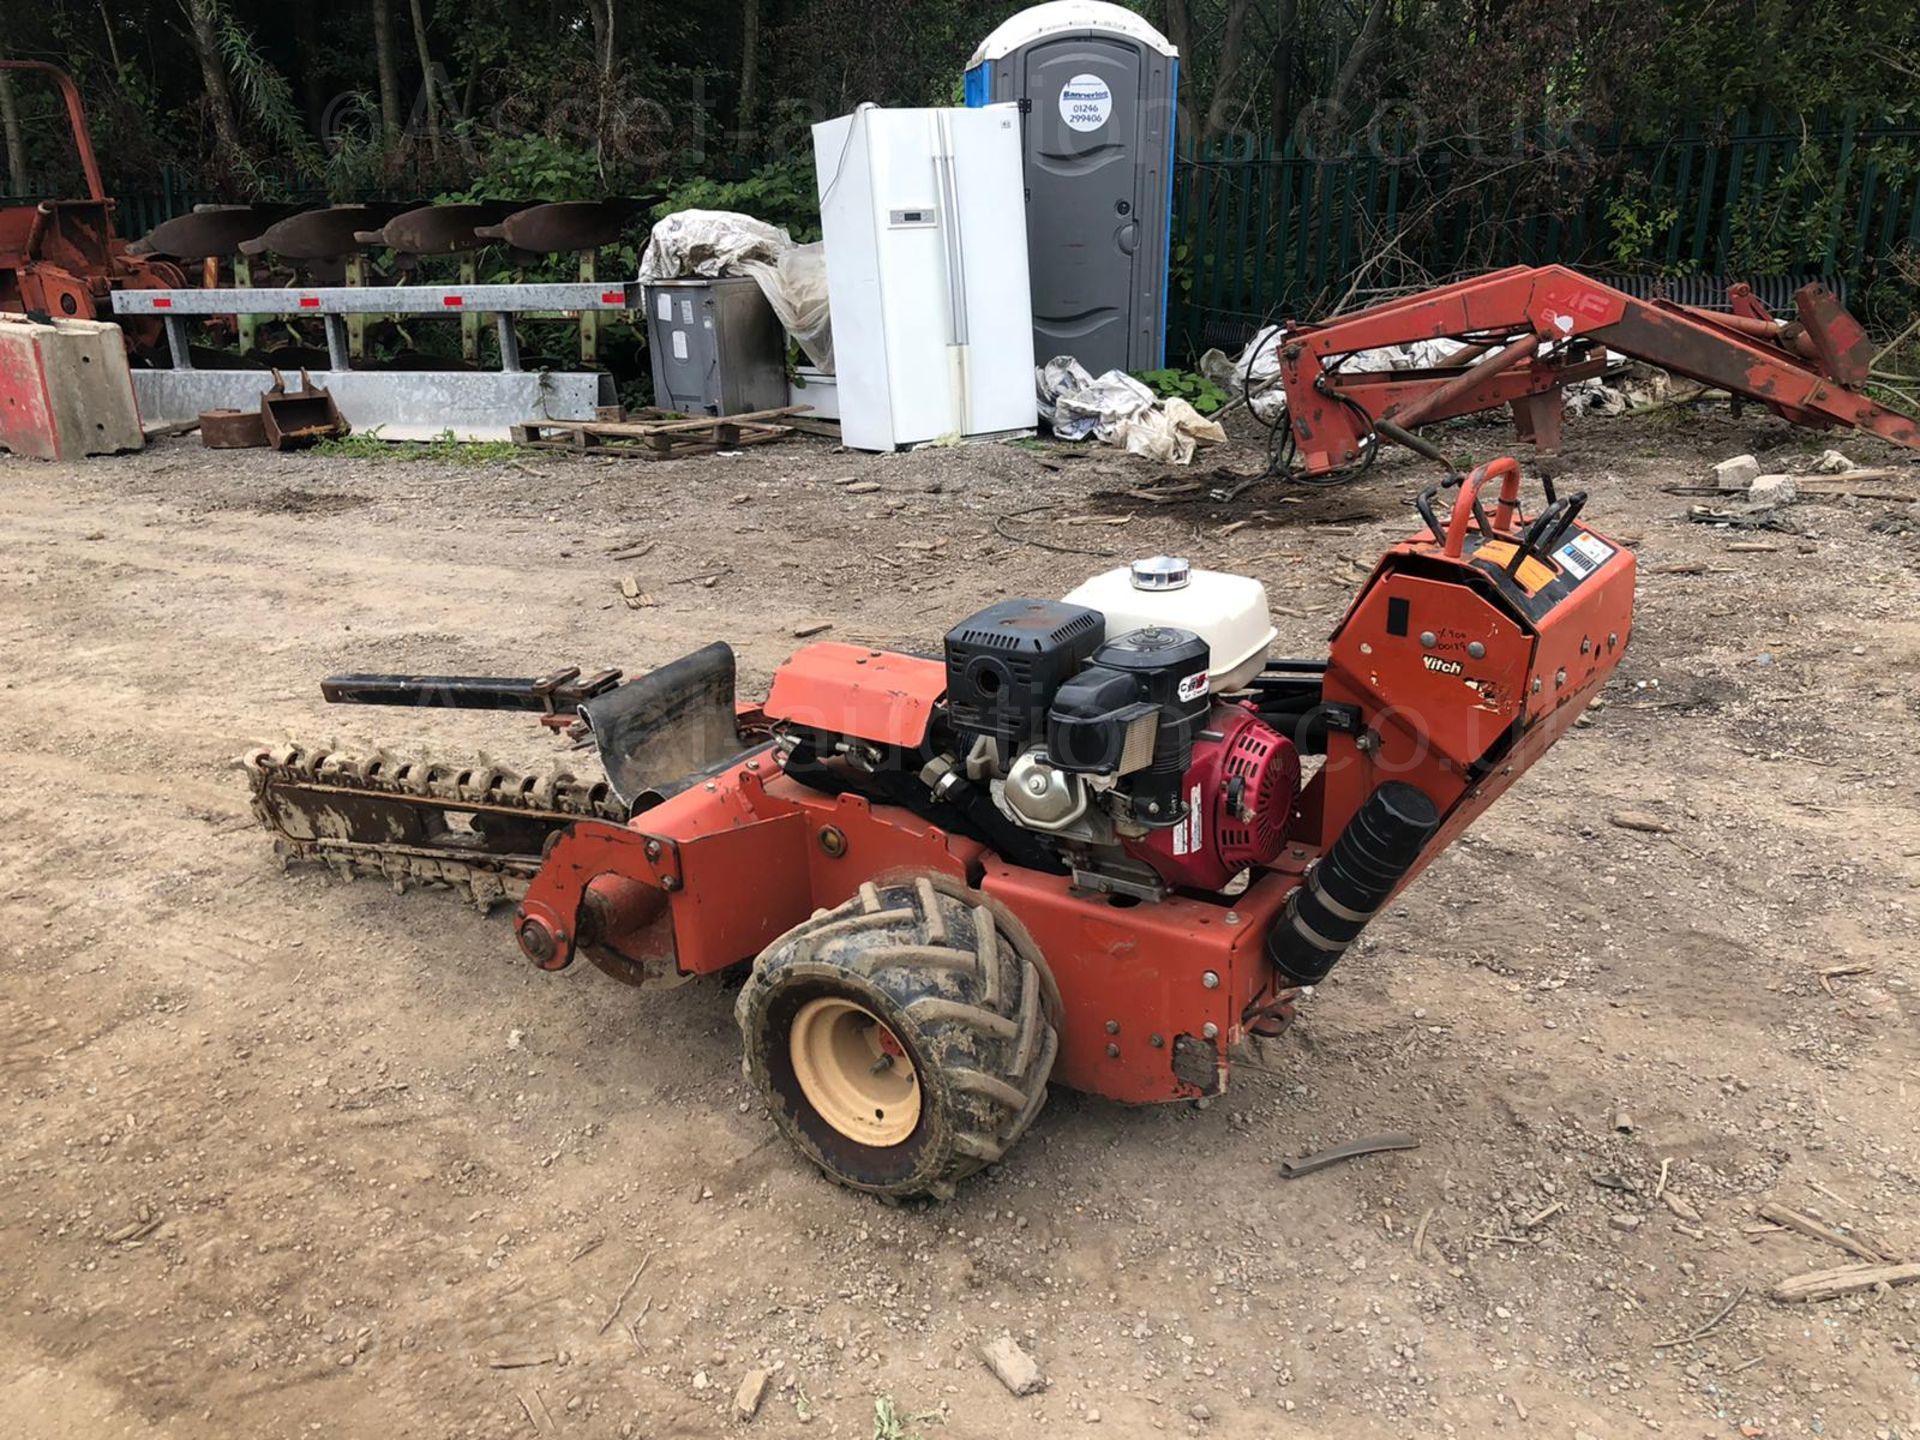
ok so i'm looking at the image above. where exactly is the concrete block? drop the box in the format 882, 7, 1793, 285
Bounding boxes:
0, 315, 144, 461
1748, 473, 1798, 506
733, 1367, 771, 1420
1712, 453, 1760, 490
981, 1334, 1045, 1396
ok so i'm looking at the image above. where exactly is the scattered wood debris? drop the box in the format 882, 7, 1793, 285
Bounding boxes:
105, 1208, 165, 1244
1609, 811, 1673, 834
512, 406, 807, 459
1653, 1284, 1747, 1348
1818, 961, 1873, 999
1771, 1262, 1920, 1304
1663, 1189, 1702, 1222
486, 1351, 556, 1370
1756, 1202, 1900, 1264
994, 505, 1118, 558
1521, 1199, 1565, 1230
597, 1256, 652, 1336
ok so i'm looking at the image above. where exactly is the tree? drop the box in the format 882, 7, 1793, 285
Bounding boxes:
738, 0, 762, 145
585, 0, 615, 172
372, 0, 402, 137
1267, 0, 1298, 147
0, 66, 26, 193
1201, 0, 1255, 141
406, 0, 443, 163
181, 0, 246, 169
1163, 0, 1198, 146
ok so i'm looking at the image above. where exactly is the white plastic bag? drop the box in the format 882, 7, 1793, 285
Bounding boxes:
638, 210, 834, 372
1035, 356, 1226, 465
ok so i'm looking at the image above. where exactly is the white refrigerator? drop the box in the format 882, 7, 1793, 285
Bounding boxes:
813, 104, 1038, 452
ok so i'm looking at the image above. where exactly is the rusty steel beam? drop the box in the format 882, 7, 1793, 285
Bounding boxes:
1385, 331, 1543, 429
0, 61, 105, 201
1271, 264, 1920, 479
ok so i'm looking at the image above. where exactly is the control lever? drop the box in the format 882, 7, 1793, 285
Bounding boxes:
1507, 490, 1589, 579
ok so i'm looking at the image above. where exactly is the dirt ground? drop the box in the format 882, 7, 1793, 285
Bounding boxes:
3, 401, 1918, 1440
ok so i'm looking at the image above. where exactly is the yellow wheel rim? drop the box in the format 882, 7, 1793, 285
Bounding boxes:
789, 996, 921, 1146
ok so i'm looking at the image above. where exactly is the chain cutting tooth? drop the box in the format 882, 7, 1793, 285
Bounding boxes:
248, 740, 623, 905
530, 770, 572, 809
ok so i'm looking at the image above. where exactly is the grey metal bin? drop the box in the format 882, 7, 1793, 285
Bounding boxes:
645, 276, 788, 417
965, 1, 1179, 376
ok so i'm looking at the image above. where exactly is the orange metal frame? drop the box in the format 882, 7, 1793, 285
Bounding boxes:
0, 61, 182, 345
514, 458, 1636, 1106
1277, 264, 1919, 476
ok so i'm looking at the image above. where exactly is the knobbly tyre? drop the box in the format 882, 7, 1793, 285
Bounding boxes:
249, 458, 1635, 1199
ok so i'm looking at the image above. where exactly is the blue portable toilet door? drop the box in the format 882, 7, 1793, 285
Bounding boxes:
1019, 36, 1144, 378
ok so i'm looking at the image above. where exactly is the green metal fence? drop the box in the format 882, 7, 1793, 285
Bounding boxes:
1171, 111, 1920, 355
30, 112, 1920, 368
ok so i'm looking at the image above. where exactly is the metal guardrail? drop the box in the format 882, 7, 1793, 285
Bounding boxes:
108, 281, 631, 440
112, 281, 638, 373
110, 282, 639, 315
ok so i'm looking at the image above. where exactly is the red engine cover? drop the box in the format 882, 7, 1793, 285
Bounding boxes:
1125, 703, 1300, 892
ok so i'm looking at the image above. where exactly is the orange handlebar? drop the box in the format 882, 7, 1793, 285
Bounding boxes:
1441, 456, 1527, 557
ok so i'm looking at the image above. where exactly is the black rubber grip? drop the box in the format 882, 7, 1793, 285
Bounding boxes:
1265, 782, 1441, 986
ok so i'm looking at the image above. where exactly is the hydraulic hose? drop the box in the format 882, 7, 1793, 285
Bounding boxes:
1265, 781, 1441, 986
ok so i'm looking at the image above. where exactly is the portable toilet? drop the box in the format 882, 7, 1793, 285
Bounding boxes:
965, 1, 1178, 377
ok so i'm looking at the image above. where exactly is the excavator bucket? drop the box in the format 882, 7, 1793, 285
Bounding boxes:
259, 368, 349, 450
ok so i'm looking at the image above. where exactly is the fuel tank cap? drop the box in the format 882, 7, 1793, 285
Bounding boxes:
1129, 555, 1190, 591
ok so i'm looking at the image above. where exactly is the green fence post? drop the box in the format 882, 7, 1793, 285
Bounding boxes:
1665, 121, 1698, 269
1276, 138, 1299, 313
1716, 109, 1751, 269
1853, 157, 1882, 279
1825, 107, 1860, 276
1250, 133, 1274, 325
1689, 124, 1721, 269
1231, 132, 1256, 321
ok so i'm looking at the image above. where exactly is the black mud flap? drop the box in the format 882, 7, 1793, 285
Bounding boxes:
578, 642, 741, 809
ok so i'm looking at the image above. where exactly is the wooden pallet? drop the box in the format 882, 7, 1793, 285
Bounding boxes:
511, 405, 811, 459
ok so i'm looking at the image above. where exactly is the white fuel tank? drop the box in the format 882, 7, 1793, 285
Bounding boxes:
1063, 556, 1276, 693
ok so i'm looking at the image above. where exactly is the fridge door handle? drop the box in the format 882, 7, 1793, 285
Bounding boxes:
934, 146, 969, 346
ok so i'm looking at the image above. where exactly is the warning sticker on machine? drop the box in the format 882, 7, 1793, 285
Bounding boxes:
1173, 781, 1205, 856
1554, 532, 1615, 580
1059, 74, 1114, 132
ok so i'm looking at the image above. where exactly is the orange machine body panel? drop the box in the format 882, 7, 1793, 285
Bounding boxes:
1307, 460, 1635, 887
761, 643, 947, 749
518, 757, 986, 982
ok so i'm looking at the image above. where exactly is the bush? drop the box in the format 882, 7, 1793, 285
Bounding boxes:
653, 158, 821, 241
1131, 368, 1229, 414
